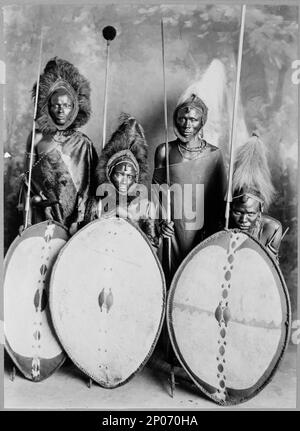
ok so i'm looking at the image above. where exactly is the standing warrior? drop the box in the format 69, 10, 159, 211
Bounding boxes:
153, 93, 226, 274
230, 132, 283, 260
18, 57, 98, 234
95, 114, 159, 248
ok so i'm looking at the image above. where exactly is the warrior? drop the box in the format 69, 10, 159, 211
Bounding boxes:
230, 132, 283, 260
18, 57, 98, 235
95, 114, 159, 248
153, 93, 226, 275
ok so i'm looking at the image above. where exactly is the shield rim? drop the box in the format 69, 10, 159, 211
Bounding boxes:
4, 220, 68, 381
49, 217, 166, 388
167, 228, 291, 406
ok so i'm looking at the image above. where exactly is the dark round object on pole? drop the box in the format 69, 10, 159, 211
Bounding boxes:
102, 26, 117, 42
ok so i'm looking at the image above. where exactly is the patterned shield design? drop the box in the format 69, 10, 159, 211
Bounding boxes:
50, 217, 166, 388
4, 221, 68, 381
167, 229, 291, 405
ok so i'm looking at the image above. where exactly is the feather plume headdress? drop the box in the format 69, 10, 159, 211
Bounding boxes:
96, 114, 148, 187
232, 133, 275, 209
32, 57, 91, 134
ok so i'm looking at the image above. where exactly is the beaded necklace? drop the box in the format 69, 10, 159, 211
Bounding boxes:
177, 139, 207, 160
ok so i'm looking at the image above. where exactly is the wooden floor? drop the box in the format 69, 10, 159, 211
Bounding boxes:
4, 344, 297, 410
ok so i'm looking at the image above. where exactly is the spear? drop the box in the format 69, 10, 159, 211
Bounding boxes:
225, 5, 247, 229
101, 25, 117, 149
161, 18, 172, 281
24, 29, 44, 230
161, 18, 176, 398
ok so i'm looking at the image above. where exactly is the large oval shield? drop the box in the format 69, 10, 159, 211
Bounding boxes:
50, 217, 166, 388
167, 229, 291, 405
4, 221, 68, 381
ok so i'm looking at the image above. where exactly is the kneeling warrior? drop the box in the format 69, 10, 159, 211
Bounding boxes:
18, 57, 98, 235
95, 114, 159, 248
230, 132, 283, 260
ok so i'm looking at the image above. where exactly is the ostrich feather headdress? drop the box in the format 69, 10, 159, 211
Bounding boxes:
232, 133, 275, 209
96, 114, 148, 187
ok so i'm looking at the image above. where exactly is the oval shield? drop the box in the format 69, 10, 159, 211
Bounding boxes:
4, 221, 69, 381
167, 229, 291, 405
49, 217, 166, 388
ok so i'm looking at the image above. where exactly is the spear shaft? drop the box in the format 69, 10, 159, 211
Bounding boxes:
101, 26, 116, 150
24, 30, 43, 229
225, 5, 247, 229
161, 18, 175, 397
161, 19, 172, 279
102, 40, 110, 149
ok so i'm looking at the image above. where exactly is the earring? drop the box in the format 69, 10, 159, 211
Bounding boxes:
198, 128, 203, 140
257, 212, 262, 225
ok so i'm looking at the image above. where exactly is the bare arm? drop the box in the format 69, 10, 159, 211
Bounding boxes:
264, 219, 283, 261
154, 143, 166, 169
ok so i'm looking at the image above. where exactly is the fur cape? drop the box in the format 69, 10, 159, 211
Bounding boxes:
32, 57, 91, 134
96, 114, 148, 186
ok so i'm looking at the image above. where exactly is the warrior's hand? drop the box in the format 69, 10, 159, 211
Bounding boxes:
160, 220, 174, 239
18, 224, 31, 236
44, 207, 54, 220
69, 222, 79, 236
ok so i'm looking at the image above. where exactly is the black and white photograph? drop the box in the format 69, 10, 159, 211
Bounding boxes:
1, 2, 298, 411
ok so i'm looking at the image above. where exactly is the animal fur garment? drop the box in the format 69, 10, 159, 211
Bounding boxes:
96, 114, 148, 186
32, 57, 91, 134
232, 133, 275, 209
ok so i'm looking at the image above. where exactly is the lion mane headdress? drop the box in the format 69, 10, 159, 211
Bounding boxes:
32, 57, 91, 134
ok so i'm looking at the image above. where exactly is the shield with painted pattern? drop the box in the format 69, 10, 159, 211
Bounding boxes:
49, 217, 166, 388
167, 229, 291, 405
4, 221, 69, 381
